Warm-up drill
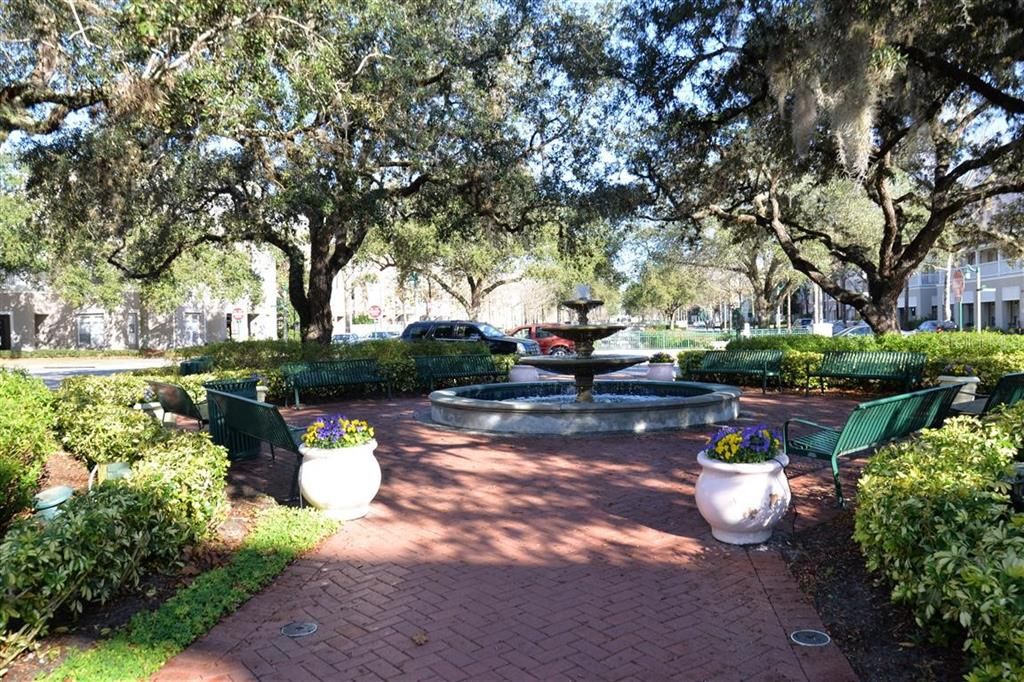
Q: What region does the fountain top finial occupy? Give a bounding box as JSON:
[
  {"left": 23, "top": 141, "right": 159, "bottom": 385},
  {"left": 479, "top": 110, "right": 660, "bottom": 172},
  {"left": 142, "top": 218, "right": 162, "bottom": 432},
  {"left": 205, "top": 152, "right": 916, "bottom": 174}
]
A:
[{"left": 562, "top": 284, "right": 603, "bottom": 325}]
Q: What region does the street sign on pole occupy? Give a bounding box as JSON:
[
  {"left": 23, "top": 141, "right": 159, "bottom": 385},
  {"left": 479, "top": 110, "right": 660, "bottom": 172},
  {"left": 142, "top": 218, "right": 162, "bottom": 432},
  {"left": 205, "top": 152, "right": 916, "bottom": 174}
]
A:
[
  {"left": 368, "top": 305, "right": 382, "bottom": 320},
  {"left": 232, "top": 307, "right": 243, "bottom": 321}
]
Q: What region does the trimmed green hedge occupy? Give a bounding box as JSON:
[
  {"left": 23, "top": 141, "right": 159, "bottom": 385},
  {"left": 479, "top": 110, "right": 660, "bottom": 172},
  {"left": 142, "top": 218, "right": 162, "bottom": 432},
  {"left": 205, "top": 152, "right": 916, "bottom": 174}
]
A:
[
  {"left": 681, "top": 333, "right": 1024, "bottom": 392},
  {"left": 0, "top": 431, "right": 229, "bottom": 670},
  {"left": 854, "top": 404, "right": 1024, "bottom": 680},
  {"left": 0, "top": 371, "right": 56, "bottom": 530}
]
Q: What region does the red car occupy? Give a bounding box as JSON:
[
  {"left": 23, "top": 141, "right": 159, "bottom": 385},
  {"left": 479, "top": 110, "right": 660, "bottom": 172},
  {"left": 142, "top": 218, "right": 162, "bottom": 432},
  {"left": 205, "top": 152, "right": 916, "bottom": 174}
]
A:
[{"left": 508, "top": 324, "right": 575, "bottom": 356}]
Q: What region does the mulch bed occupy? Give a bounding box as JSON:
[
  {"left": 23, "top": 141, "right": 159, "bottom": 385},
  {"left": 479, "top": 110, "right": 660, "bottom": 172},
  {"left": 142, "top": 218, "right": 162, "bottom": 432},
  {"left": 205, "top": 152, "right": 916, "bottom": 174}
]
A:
[{"left": 778, "top": 511, "right": 967, "bottom": 682}]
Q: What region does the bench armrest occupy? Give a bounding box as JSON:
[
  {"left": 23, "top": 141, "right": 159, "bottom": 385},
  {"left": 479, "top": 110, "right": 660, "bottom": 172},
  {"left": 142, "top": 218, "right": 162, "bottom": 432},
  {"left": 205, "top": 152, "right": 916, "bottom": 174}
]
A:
[{"left": 783, "top": 417, "right": 841, "bottom": 444}]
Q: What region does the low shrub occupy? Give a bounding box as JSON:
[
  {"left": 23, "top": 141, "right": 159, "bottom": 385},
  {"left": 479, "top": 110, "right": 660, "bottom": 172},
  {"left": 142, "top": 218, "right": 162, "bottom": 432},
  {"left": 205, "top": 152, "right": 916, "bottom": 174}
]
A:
[
  {"left": 59, "top": 404, "right": 167, "bottom": 466},
  {"left": 0, "top": 431, "right": 229, "bottom": 671},
  {"left": 854, "top": 409, "right": 1024, "bottom": 679},
  {"left": 0, "top": 371, "right": 55, "bottom": 529},
  {"left": 721, "top": 333, "right": 1024, "bottom": 392},
  {"left": 39, "top": 507, "right": 338, "bottom": 682},
  {"left": 131, "top": 433, "right": 230, "bottom": 544}
]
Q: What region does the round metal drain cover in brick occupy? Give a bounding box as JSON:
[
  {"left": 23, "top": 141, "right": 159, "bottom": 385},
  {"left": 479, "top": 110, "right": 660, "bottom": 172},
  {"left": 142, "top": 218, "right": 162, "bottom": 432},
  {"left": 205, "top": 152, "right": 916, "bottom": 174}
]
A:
[
  {"left": 281, "top": 622, "right": 318, "bottom": 638},
  {"left": 790, "top": 629, "right": 831, "bottom": 646}
]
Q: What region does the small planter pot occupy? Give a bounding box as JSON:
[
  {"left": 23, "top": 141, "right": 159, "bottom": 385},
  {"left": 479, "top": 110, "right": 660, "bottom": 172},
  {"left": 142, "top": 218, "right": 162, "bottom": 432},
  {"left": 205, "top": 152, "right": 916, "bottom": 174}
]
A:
[
  {"left": 509, "top": 364, "right": 540, "bottom": 382},
  {"left": 646, "top": 362, "right": 676, "bottom": 381},
  {"left": 299, "top": 439, "right": 381, "bottom": 520},
  {"left": 695, "top": 450, "right": 791, "bottom": 545},
  {"left": 936, "top": 375, "right": 980, "bottom": 405}
]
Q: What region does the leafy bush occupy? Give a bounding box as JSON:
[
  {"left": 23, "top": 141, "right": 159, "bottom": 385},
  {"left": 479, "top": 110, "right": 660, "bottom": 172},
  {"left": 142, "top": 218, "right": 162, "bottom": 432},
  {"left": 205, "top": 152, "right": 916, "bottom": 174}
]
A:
[
  {"left": 854, "top": 411, "right": 1024, "bottom": 679},
  {"left": 0, "top": 432, "right": 230, "bottom": 670},
  {"left": 131, "top": 433, "right": 230, "bottom": 543},
  {"left": 39, "top": 507, "right": 338, "bottom": 682},
  {"left": 170, "top": 339, "right": 514, "bottom": 397},
  {"left": 0, "top": 371, "right": 55, "bottom": 529},
  {"left": 59, "top": 404, "right": 167, "bottom": 466},
  {"left": 721, "top": 333, "right": 1024, "bottom": 392}
]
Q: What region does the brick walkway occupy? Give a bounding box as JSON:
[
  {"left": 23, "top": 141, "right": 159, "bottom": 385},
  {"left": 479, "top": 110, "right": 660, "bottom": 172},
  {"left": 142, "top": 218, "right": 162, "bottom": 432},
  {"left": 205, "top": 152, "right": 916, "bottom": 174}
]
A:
[{"left": 156, "top": 390, "right": 865, "bottom": 681}]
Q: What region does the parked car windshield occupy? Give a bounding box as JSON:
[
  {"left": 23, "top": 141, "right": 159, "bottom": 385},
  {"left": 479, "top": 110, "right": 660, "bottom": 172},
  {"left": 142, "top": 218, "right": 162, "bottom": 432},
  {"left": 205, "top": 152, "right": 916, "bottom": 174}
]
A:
[{"left": 476, "top": 323, "right": 504, "bottom": 337}]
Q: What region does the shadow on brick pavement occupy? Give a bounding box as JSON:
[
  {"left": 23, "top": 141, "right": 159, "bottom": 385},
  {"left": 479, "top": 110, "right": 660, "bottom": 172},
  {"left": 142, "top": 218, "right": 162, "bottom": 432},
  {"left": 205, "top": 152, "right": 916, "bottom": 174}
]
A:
[{"left": 156, "top": 388, "right": 867, "bottom": 681}]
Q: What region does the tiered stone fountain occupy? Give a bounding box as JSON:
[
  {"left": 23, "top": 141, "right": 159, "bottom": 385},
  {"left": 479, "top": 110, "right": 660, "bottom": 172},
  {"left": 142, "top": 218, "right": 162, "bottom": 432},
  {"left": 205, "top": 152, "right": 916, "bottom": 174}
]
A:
[
  {"left": 428, "top": 286, "right": 740, "bottom": 434},
  {"left": 518, "top": 288, "right": 646, "bottom": 402}
]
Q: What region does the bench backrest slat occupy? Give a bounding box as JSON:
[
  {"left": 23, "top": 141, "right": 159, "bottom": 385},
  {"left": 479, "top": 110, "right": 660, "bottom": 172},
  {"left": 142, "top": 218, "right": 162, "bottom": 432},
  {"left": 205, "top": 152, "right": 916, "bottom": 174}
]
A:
[
  {"left": 417, "top": 355, "right": 497, "bottom": 376},
  {"left": 148, "top": 381, "right": 202, "bottom": 421},
  {"left": 699, "top": 350, "right": 782, "bottom": 371},
  {"left": 987, "top": 372, "right": 1024, "bottom": 412},
  {"left": 819, "top": 351, "right": 926, "bottom": 379},
  {"left": 206, "top": 390, "right": 300, "bottom": 455},
  {"left": 834, "top": 383, "right": 960, "bottom": 455}
]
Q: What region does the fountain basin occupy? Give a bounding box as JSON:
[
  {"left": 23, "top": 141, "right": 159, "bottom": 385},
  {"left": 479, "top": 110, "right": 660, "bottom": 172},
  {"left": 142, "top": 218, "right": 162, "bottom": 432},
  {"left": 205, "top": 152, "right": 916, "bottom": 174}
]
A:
[{"left": 429, "top": 380, "right": 741, "bottom": 435}]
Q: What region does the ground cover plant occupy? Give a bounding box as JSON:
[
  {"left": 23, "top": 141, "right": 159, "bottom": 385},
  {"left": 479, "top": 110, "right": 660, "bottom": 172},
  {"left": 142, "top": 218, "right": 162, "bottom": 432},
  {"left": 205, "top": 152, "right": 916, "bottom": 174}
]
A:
[
  {"left": 854, "top": 404, "right": 1024, "bottom": 680},
  {"left": 38, "top": 507, "right": 338, "bottom": 682}
]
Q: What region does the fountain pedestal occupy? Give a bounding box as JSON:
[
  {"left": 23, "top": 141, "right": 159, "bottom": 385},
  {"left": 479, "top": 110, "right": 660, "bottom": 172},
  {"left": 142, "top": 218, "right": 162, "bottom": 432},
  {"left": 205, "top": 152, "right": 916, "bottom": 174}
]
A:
[{"left": 518, "top": 292, "right": 646, "bottom": 402}]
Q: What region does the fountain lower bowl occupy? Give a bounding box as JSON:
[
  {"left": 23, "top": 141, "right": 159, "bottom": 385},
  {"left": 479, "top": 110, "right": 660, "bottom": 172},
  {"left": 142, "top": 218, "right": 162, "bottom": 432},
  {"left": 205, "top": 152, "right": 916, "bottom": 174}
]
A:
[{"left": 429, "top": 380, "right": 741, "bottom": 435}]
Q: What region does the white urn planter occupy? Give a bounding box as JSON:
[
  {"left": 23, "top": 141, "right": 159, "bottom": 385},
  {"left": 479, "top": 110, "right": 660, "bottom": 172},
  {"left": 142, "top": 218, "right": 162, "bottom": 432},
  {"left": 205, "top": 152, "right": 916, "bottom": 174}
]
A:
[
  {"left": 936, "top": 375, "right": 980, "bottom": 405},
  {"left": 695, "top": 451, "right": 791, "bottom": 545},
  {"left": 646, "top": 362, "right": 676, "bottom": 381},
  {"left": 298, "top": 439, "right": 381, "bottom": 520}
]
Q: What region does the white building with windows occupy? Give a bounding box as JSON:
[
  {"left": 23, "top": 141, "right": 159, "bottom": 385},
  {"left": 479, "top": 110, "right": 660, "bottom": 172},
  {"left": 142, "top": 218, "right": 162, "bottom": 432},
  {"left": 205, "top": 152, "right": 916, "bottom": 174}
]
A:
[
  {"left": 0, "top": 249, "right": 278, "bottom": 351},
  {"left": 899, "top": 246, "right": 1023, "bottom": 330}
]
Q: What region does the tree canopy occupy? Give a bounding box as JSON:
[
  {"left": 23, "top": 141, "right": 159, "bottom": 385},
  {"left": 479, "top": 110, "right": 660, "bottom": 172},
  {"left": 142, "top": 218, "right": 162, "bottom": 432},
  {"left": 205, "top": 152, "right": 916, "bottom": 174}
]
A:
[{"left": 617, "top": 0, "right": 1024, "bottom": 332}]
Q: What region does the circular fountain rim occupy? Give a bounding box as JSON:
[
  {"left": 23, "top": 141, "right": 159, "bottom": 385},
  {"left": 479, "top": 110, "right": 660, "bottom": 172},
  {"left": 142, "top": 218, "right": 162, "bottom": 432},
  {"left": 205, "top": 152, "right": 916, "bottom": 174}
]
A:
[{"left": 428, "top": 380, "right": 742, "bottom": 434}]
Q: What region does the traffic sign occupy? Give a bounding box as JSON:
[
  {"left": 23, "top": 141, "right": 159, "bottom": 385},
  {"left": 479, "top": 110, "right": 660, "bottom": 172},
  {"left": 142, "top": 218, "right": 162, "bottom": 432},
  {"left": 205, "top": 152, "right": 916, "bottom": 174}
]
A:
[
  {"left": 952, "top": 271, "right": 965, "bottom": 301},
  {"left": 368, "top": 305, "right": 382, "bottom": 320},
  {"left": 232, "top": 307, "right": 244, "bottom": 321}
]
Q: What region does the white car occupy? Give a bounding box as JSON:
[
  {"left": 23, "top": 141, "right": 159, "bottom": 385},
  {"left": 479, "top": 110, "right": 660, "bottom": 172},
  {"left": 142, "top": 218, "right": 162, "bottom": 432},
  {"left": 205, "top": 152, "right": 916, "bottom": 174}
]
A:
[{"left": 834, "top": 323, "right": 873, "bottom": 336}]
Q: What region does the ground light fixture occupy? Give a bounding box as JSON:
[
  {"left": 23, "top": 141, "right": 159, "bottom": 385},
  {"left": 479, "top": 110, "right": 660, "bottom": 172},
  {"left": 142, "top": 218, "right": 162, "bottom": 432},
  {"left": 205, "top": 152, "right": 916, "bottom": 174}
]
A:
[{"left": 790, "top": 629, "right": 832, "bottom": 647}]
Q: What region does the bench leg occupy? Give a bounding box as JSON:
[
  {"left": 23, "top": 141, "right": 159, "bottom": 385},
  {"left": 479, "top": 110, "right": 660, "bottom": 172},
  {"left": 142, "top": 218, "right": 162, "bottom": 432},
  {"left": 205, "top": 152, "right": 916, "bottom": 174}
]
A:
[
  {"left": 291, "top": 453, "right": 303, "bottom": 507},
  {"left": 270, "top": 443, "right": 276, "bottom": 462},
  {"left": 293, "top": 388, "right": 301, "bottom": 408},
  {"left": 761, "top": 373, "right": 767, "bottom": 394},
  {"left": 831, "top": 456, "right": 845, "bottom": 509}
]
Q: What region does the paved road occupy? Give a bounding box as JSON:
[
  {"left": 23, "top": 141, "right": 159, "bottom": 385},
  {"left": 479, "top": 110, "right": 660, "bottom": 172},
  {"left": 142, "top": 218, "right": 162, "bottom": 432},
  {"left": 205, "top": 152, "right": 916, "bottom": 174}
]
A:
[{"left": 0, "top": 357, "right": 173, "bottom": 389}]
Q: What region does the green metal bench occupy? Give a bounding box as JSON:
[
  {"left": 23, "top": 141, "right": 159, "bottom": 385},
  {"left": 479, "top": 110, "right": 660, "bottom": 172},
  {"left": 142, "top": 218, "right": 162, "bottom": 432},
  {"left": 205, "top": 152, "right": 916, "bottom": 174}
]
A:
[
  {"left": 688, "top": 350, "right": 783, "bottom": 393},
  {"left": 280, "top": 359, "right": 390, "bottom": 407},
  {"left": 148, "top": 381, "right": 206, "bottom": 427},
  {"left": 807, "top": 351, "right": 926, "bottom": 395},
  {"left": 179, "top": 356, "right": 213, "bottom": 375},
  {"left": 203, "top": 378, "right": 260, "bottom": 460},
  {"left": 948, "top": 372, "right": 1024, "bottom": 417},
  {"left": 414, "top": 354, "right": 505, "bottom": 391},
  {"left": 205, "top": 389, "right": 307, "bottom": 502},
  {"left": 785, "top": 382, "right": 963, "bottom": 506}
]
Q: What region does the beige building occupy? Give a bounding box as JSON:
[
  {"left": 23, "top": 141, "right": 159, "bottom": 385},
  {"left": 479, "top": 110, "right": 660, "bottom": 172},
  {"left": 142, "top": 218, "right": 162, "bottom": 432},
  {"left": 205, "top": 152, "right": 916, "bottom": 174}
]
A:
[{"left": 0, "top": 249, "right": 278, "bottom": 351}]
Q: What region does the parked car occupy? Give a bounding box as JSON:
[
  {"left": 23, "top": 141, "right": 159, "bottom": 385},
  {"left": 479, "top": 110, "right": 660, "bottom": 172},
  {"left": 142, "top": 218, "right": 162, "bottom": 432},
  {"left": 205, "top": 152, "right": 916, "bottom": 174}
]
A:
[
  {"left": 332, "top": 333, "right": 360, "bottom": 344},
  {"left": 365, "top": 330, "right": 399, "bottom": 340},
  {"left": 507, "top": 324, "right": 575, "bottom": 356},
  {"left": 400, "top": 320, "right": 541, "bottom": 355},
  {"left": 834, "top": 323, "right": 873, "bottom": 336},
  {"left": 913, "top": 320, "right": 958, "bottom": 333}
]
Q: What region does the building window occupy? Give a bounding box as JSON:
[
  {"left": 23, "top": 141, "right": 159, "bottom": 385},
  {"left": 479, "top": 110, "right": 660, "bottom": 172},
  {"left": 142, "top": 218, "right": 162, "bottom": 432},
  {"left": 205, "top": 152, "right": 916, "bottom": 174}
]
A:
[
  {"left": 34, "top": 314, "right": 48, "bottom": 345},
  {"left": 126, "top": 313, "right": 139, "bottom": 348},
  {"left": 1007, "top": 300, "right": 1020, "bottom": 329},
  {"left": 77, "top": 314, "right": 105, "bottom": 348},
  {"left": 182, "top": 312, "right": 204, "bottom": 346},
  {"left": 981, "top": 249, "right": 998, "bottom": 263}
]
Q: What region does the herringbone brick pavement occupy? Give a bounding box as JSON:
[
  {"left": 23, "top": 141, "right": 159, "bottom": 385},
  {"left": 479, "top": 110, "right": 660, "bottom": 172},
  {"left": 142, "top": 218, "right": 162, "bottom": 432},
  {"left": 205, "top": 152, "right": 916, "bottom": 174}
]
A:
[{"left": 155, "top": 389, "right": 863, "bottom": 681}]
